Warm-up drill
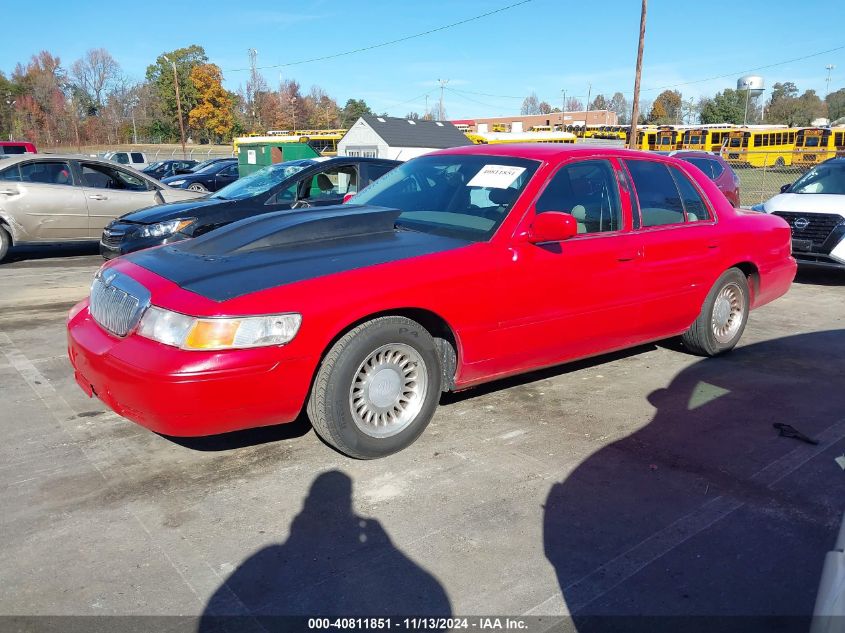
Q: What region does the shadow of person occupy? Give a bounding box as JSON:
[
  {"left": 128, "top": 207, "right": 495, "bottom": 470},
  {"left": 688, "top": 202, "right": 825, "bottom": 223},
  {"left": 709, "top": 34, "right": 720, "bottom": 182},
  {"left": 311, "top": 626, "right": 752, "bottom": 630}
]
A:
[
  {"left": 201, "top": 470, "right": 451, "bottom": 630},
  {"left": 543, "top": 331, "right": 845, "bottom": 633}
]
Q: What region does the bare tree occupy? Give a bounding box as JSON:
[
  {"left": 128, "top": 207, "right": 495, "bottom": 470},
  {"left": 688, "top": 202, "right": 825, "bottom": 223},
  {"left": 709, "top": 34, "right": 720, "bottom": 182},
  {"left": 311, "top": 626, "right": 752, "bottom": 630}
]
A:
[
  {"left": 521, "top": 92, "right": 541, "bottom": 115},
  {"left": 71, "top": 48, "right": 122, "bottom": 112}
]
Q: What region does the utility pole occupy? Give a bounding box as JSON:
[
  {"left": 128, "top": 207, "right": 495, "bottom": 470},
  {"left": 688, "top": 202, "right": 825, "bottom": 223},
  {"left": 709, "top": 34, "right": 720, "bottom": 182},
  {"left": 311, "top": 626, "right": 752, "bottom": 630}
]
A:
[
  {"left": 438, "top": 79, "right": 449, "bottom": 120},
  {"left": 425, "top": 94, "right": 429, "bottom": 120},
  {"left": 561, "top": 89, "right": 566, "bottom": 127},
  {"left": 130, "top": 97, "right": 138, "bottom": 144},
  {"left": 248, "top": 48, "right": 259, "bottom": 129},
  {"left": 825, "top": 64, "right": 835, "bottom": 100},
  {"left": 628, "top": 0, "right": 647, "bottom": 149},
  {"left": 741, "top": 78, "right": 752, "bottom": 126},
  {"left": 163, "top": 55, "right": 186, "bottom": 158},
  {"left": 585, "top": 83, "right": 592, "bottom": 126}
]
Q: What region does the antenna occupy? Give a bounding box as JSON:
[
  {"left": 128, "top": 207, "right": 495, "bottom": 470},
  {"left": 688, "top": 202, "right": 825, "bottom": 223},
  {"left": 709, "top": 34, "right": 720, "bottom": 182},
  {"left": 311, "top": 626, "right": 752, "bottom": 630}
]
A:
[
  {"left": 438, "top": 79, "right": 449, "bottom": 120},
  {"left": 825, "top": 64, "right": 836, "bottom": 100}
]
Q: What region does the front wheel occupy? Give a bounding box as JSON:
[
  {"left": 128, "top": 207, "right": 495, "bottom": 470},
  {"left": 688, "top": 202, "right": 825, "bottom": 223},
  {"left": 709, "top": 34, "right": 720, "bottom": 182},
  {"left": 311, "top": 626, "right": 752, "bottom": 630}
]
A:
[
  {"left": 307, "top": 316, "right": 442, "bottom": 459},
  {"left": 188, "top": 183, "right": 208, "bottom": 192},
  {"left": 0, "top": 226, "right": 10, "bottom": 263},
  {"left": 681, "top": 268, "right": 750, "bottom": 356}
]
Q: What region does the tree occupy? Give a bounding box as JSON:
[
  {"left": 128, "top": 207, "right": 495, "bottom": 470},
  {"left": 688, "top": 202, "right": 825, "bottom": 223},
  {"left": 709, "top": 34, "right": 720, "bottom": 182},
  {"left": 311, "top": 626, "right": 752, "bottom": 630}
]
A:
[
  {"left": 767, "top": 86, "right": 824, "bottom": 126},
  {"left": 12, "top": 51, "right": 68, "bottom": 146},
  {"left": 699, "top": 89, "right": 746, "bottom": 124},
  {"left": 564, "top": 96, "right": 583, "bottom": 112},
  {"left": 188, "top": 64, "right": 234, "bottom": 142},
  {"left": 146, "top": 45, "right": 208, "bottom": 142},
  {"left": 609, "top": 92, "right": 628, "bottom": 124},
  {"left": 538, "top": 101, "right": 552, "bottom": 114},
  {"left": 521, "top": 92, "right": 540, "bottom": 115},
  {"left": 405, "top": 112, "right": 420, "bottom": 120},
  {"left": 827, "top": 88, "right": 845, "bottom": 122},
  {"left": 70, "top": 49, "right": 122, "bottom": 113},
  {"left": 649, "top": 90, "right": 682, "bottom": 124},
  {"left": 340, "top": 98, "right": 372, "bottom": 127},
  {"left": 589, "top": 94, "right": 608, "bottom": 111}
]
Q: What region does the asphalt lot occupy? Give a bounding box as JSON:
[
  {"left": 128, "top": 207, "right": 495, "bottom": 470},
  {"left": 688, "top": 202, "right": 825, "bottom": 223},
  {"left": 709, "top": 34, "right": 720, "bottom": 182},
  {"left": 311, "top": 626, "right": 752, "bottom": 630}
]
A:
[{"left": 1, "top": 244, "right": 844, "bottom": 632}]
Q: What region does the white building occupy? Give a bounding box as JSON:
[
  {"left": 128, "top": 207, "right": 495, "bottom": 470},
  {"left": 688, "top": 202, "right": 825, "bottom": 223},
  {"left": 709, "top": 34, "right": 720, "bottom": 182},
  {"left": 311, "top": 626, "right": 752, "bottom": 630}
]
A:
[{"left": 338, "top": 115, "right": 471, "bottom": 161}]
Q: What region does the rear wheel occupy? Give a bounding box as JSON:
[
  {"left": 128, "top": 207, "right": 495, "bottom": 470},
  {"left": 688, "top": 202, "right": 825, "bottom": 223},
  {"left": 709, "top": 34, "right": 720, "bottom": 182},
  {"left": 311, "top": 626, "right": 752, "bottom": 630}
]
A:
[
  {"left": 681, "top": 268, "right": 750, "bottom": 356},
  {"left": 0, "top": 226, "right": 10, "bottom": 263},
  {"left": 307, "top": 316, "right": 442, "bottom": 459},
  {"left": 188, "top": 183, "right": 208, "bottom": 192}
]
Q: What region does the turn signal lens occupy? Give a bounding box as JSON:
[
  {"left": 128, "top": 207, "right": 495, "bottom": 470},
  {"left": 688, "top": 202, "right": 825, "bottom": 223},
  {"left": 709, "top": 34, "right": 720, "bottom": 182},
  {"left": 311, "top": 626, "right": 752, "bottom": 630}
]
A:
[{"left": 137, "top": 308, "right": 302, "bottom": 350}]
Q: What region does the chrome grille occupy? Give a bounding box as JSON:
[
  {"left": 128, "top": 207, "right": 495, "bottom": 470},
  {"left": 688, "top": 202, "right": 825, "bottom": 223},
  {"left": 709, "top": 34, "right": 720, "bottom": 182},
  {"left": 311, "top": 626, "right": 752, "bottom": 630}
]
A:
[{"left": 89, "top": 271, "right": 151, "bottom": 337}]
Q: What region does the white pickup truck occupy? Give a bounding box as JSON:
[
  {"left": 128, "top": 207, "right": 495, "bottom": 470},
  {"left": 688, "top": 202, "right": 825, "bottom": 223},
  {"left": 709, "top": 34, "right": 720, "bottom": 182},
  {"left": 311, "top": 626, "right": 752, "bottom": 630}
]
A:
[
  {"left": 103, "top": 151, "right": 149, "bottom": 171},
  {"left": 757, "top": 158, "right": 845, "bottom": 270}
]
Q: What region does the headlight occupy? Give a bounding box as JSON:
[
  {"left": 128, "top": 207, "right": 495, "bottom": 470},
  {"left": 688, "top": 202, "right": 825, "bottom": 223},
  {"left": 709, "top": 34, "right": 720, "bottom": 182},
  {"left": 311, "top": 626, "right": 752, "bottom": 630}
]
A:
[
  {"left": 168, "top": 179, "right": 186, "bottom": 186},
  {"left": 138, "top": 218, "right": 195, "bottom": 238},
  {"left": 137, "top": 306, "right": 302, "bottom": 350},
  {"left": 750, "top": 203, "right": 765, "bottom": 212}
]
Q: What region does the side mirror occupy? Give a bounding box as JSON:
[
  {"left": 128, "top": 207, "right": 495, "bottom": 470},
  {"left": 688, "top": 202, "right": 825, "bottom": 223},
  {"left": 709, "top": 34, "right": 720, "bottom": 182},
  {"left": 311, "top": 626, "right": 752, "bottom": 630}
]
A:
[
  {"left": 343, "top": 192, "right": 355, "bottom": 204},
  {"left": 528, "top": 211, "right": 578, "bottom": 243},
  {"left": 780, "top": 183, "right": 791, "bottom": 193}
]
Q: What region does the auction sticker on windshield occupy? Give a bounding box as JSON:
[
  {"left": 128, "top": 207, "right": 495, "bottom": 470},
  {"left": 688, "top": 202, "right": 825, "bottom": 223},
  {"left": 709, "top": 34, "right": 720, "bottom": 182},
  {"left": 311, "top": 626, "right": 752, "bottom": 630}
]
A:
[{"left": 467, "top": 165, "right": 526, "bottom": 188}]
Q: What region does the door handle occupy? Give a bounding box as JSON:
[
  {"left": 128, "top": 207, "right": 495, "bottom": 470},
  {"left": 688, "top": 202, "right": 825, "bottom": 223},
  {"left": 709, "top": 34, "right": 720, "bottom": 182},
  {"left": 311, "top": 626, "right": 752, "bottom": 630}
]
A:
[
  {"left": 617, "top": 250, "right": 640, "bottom": 262},
  {"left": 707, "top": 242, "right": 720, "bottom": 249},
  {"left": 88, "top": 194, "right": 108, "bottom": 200}
]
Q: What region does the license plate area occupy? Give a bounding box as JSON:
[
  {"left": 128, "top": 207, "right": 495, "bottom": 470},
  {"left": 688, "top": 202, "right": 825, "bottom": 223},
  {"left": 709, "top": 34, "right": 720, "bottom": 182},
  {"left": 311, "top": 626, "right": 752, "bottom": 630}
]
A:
[{"left": 792, "top": 238, "right": 813, "bottom": 252}]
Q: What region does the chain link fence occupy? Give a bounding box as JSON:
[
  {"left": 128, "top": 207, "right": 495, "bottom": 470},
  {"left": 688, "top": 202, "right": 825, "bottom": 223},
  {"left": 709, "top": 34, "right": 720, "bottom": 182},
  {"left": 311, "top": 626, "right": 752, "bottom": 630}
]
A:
[
  {"left": 728, "top": 150, "right": 819, "bottom": 208},
  {"left": 44, "top": 144, "right": 235, "bottom": 161}
]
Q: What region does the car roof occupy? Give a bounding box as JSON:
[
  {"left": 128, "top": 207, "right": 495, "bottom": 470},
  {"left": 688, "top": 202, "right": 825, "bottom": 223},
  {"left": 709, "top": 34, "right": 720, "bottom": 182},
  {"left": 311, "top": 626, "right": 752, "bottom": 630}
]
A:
[
  {"left": 428, "top": 143, "right": 690, "bottom": 163},
  {"left": 0, "top": 153, "right": 137, "bottom": 165}
]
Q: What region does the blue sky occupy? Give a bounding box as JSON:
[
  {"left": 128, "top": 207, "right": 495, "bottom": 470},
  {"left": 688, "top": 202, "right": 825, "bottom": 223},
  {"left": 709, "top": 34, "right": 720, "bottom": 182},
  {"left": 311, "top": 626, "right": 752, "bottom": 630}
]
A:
[{"left": 2, "top": 0, "right": 844, "bottom": 119}]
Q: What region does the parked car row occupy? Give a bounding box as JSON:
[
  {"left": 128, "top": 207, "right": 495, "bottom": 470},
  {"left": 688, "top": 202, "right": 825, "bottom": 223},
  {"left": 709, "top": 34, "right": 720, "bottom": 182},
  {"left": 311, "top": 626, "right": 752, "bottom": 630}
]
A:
[{"left": 66, "top": 145, "right": 797, "bottom": 459}]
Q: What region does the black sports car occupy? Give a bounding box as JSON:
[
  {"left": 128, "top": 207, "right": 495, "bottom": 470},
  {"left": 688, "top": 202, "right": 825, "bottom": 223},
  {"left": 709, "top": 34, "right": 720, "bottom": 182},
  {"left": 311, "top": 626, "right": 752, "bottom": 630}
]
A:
[
  {"left": 160, "top": 158, "right": 239, "bottom": 192},
  {"left": 100, "top": 156, "right": 401, "bottom": 259},
  {"left": 142, "top": 159, "right": 198, "bottom": 180}
]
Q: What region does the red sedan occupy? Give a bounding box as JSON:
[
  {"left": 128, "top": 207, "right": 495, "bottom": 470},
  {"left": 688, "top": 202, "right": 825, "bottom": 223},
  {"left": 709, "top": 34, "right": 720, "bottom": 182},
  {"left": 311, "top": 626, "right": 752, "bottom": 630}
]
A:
[{"left": 67, "top": 145, "right": 796, "bottom": 458}]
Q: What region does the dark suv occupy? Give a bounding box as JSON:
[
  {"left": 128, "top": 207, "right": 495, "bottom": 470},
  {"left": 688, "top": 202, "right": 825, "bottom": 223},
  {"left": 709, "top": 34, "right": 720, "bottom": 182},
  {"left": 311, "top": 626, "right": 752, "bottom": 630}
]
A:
[{"left": 101, "top": 156, "right": 400, "bottom": 259}]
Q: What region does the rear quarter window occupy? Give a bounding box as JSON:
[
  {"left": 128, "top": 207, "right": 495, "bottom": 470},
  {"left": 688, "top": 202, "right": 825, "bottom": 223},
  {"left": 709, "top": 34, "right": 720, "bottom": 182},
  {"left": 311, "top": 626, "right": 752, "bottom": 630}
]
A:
[{"left": 131, "top": 152, "right": 145, "bottom": 163}]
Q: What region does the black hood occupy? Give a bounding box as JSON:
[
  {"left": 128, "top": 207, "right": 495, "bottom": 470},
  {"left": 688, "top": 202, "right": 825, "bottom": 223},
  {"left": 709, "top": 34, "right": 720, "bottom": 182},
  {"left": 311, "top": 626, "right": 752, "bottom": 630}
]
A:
[
  {"left": 125, "top": 205, "right": 470, "bottom": 301},
  {"left": 118, "top": 198, "right": 231, "bottom": 224}
]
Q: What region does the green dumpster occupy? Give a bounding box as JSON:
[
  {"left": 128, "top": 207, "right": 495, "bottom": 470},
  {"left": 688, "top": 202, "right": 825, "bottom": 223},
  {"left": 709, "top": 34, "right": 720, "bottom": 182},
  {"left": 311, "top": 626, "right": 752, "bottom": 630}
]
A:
[{"left": 237, "top": 141, "right": 319, "bottom": 177}]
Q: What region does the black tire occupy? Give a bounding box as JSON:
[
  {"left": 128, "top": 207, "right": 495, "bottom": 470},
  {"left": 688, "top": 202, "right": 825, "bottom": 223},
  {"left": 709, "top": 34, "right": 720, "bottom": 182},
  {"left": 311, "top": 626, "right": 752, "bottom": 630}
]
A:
[
  {"left": 681, "top": 268, "right": 750, "bottom": 357},
  {"left": 774, "top": 157, "right": 785, "bottom": 168},
  {"left": 307, "top": 316, "right": 442, "bottom": 459},
  {"left": 0, "top": 225, "right": 10, "bottom": 263}
]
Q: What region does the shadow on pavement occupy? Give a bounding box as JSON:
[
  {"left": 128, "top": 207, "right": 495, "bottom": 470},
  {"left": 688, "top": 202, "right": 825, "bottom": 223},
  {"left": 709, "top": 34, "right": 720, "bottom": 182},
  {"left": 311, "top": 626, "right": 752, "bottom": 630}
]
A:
[
  {"left": 794, "top": 268, "right": 845, "bottom": 287},
  {"left": 200, "top": 470, "right": 451, "bottom": 629},
  {"left": 544, "top": 331, "right": 845, "bottom": 632}
]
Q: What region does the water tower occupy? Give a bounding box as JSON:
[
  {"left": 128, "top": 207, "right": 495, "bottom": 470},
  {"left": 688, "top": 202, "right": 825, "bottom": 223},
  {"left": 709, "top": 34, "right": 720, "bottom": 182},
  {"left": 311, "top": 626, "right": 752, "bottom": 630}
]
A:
[{"left": 737, "top": 75, "right": 765, "bottom": 125}]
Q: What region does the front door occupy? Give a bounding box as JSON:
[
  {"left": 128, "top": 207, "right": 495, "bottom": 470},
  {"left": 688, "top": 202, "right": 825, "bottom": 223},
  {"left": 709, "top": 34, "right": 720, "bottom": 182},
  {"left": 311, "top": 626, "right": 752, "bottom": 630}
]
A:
[
  {"left": 78, "top": 161, "right": 160, "bottom": 237},
  {"left": 0, "top": 159, "right": 88, "bottom": 240},
  {"left": 493, "top": 158, "right": 643, "bottom": 373},
  {"left": 213, "top": 163, "right": 239, "bottom": 190}
]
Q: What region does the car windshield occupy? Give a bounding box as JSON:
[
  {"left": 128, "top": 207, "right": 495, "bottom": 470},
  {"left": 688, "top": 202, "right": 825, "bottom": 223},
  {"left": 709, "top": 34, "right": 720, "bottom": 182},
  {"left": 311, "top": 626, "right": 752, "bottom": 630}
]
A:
[
  {"left": 351, "top": 154, "right": 539, "bottom": 241},
  {"left": 788, "top": 163, "right": 845, "bottom": 194},
  {"left": 144, "top": 162, "right": 163, "bottom": 171},
  {"left": 211, "top": 160, "right": 313, "bottom": 201},
  {"left": 192, "top": 161, "right": 232, "bottom": 175}
]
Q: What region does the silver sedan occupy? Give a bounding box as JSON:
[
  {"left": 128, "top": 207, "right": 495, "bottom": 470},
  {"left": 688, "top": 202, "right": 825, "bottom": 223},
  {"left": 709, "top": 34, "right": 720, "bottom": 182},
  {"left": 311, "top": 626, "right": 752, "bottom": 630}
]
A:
[{"left": 0, "top": 154, "right": 204, "bottom": 262}]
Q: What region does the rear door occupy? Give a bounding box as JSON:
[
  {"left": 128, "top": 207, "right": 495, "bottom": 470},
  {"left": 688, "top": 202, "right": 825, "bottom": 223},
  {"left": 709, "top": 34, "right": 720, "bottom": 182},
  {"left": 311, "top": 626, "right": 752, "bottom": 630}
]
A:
[
  {"left": 0, "top": 159, "right": 88, "bottom": 240},
  {"left": 78, "top": 161, "right": 161, "bottom": 237},
  {"left": 623, "top": 158, "right": 723, "bottom": 339},
  {"left": 213, "top": 163, "right": 239, "bottom": 190}
]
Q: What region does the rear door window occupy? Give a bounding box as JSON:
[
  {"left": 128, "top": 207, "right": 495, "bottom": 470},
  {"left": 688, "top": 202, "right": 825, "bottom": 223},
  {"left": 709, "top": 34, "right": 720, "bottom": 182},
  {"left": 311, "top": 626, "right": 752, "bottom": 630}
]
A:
[
  {"left": 130, "top": 152, "right": 145, "bottom": 164},
  {"left": 624, "top": 160, "right": 685, "bottom": 227},
  {"left": 669, "top": 167, "right": 711, "bottom": 222},
  {"left": 19, "top": 161, "right": 73, "bottom": 186},
  {"left": 81, "top": 162, "right": 149, "bottom": 191}
]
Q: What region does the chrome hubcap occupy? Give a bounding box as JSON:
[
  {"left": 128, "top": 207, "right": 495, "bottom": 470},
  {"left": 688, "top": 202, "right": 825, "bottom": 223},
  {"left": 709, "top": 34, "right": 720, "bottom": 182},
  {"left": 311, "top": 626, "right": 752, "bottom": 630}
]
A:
[
  {"left": 712, "top": 282, "right": 744, "bottom": 344},
  {"left": 349, "top": 343, "right": 427, "bottom": 438}
]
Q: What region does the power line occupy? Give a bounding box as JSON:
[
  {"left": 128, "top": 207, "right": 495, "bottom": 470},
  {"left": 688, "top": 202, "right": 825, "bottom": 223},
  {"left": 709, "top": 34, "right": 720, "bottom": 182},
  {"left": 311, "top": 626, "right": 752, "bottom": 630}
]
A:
[{"left": 224, "top": 0, "right": 536, "bottom": 72}]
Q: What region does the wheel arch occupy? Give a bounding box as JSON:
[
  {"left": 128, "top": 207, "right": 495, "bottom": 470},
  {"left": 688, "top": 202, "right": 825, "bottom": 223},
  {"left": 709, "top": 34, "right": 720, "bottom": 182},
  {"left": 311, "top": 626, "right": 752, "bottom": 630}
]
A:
[
  {"left": 0, "top": 211, "right": 20, "bottom": 244},
  {"left": 317, "top": 307, "right": 461, "bottom": 392},
  {"left": 728, "top": 260, "right": 760, "bottom": 302}
]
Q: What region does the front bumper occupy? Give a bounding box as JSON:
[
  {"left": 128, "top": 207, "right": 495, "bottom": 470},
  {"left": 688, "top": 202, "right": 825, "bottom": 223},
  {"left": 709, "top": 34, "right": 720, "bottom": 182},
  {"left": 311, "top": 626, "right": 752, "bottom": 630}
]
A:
[
  {"left": 100, "top": 227, "right": 189, "bottom": 260},
  {"left": 67, "top": 301, "right": 317, "bottom": 436}
]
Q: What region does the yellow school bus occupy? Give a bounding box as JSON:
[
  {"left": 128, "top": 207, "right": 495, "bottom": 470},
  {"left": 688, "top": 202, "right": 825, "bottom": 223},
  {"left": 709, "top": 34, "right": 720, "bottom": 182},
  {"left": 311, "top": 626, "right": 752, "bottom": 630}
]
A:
[
  {"left": 680, "top": 127, "right": 737, "bottom": 152},
  {"left": 654, "top": 126, "right": 684, "bottom": 151},
  {"left": 626, "top": 127, "right": 659, "bottom": 151},
  {"left": 792, "top": 128, "right": 845, "bottom": 167},
  {"left": 720, "top": 128, "right": 799, "bottom": 167},
  {"left": 466, "top": 131, "right": 576, "bottom": 145}
]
